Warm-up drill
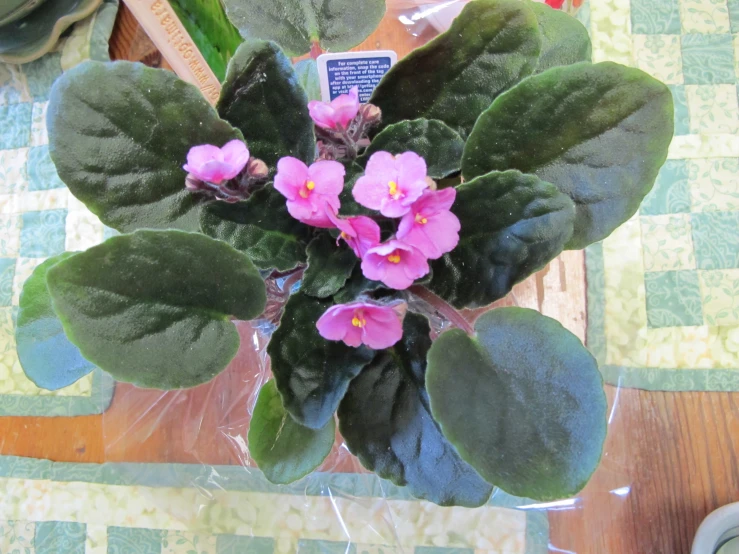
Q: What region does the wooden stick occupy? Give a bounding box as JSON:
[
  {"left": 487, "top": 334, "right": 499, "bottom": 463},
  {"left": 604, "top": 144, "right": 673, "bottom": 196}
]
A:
[{"left": 121, "top": 0, "right": 222, "bottom": 104}]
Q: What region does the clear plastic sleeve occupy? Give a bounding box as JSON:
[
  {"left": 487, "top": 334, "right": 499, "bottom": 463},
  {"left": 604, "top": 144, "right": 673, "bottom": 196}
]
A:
[{"left": 101, "top": 3, "right": 631, "bottom": 552}]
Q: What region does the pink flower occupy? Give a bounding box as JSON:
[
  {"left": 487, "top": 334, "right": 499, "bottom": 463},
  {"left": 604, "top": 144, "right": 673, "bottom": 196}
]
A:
[
  {"left": 397, "top": 188, "right": 460, "bottom": 259},
  {"left": 353, "top": 151, "right": 429, "bottom": 218},
  {"left": 308, "top": 86, "right": 360, "bottom": 130},
  {"left": 316, "top": 301, "right": 404, "bottom": 349},
  {"left": 361, "top": 239, "right": 430, "bottom": 290},
  {"left": 327, "top": 210, "right": 381, "bottom": 258},
  {"left": 183, "top": 140, "right": 250, "bottom": 184},
  {"left": 274, "top": 157, "right": 344, "bottom": 228}
]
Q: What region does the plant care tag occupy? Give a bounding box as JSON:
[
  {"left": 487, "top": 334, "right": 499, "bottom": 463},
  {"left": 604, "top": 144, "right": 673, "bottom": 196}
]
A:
[{"left": 317, "top": 51, "right": 398, "bottom": 103}]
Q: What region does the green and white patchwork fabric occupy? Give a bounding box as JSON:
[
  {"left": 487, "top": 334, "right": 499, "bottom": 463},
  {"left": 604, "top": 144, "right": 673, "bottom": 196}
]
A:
[
  {"left": 0, "top": 1, "right": 117, "bottom": 416},
  {"left": 585, "top": 0, "right": 739, "bottom": 390},
  {"left": 0, "top": 456, "right": 549, "bottom": 554}
]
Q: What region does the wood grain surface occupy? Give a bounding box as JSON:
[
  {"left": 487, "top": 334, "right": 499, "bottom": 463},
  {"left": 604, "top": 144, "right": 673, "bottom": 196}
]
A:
[{"left": 1, "top": 5, "right": 737, "bottom": 554}]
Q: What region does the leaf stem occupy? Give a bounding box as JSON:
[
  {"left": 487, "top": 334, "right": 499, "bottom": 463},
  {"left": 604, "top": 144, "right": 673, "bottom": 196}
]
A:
[{"left": 410, "top": 285, "right": 474, "bottom": 336}]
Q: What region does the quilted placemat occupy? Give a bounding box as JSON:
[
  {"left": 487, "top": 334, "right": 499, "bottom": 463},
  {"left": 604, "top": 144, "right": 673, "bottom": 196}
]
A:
[
  {"left": 0, "top": 0, "right": 117, "bottom": 415},
  {"left": 0, "top": 455, "right": 548, "bottom": 554},
  {"left": 585, "top": 0, "right": 739, "bottom": 390}
]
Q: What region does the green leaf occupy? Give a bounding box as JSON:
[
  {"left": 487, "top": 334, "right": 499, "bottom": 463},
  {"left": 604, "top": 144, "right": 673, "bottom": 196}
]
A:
[
  {"left": 338, "top": 313, "right": 493, "bottom": 507},
  {"left": 301, "top": 234, "right": 357, "bottom": 298},
  {"left": 15, "top": 253, "right": 95, "bottom": 391},
  {"left": 294, "top": 59, "right": 321, "bottom": 102},
  {"left": 429, "top": 170, "right": 575, "bottom": 309},
  {"left": 249, "top": 380, "right": 335, "bottom": 484},
  {"left": 200, "top": 184, "right": 312, "bottom": 271},
  {"left": 461, "top": 61, "right": 674, "bottom": 249},
  {"left": 426, "top": 308, "right": 607, "bottom": 501},
  {"left": 529, "top": 2, "right": 591, "bottom": 73},
  {"left": 48, "top": 61, "right": 242, "bottom": 233},
  {"left": 46, "top": 230, "right": 266, "bottom": 390},
  {"left": 369, "top": 0, "right": 541, "bottom": 136},
  {"left": 267, "top": 292, "right": 374, "bottom": 429},
  {"left": 333, "top": 265, "right": 386, "bottom": 303},
  {"left": 217, "top": 40, "right": 315, "bottom": 171},
  {"left": 169, "top": 0, "right": 243, "bottom": 81},
  {"left": 361, "top": 119, "right": 465, "bottom": 179},
  {"left": 222, "top": 0, "right": 385, "bottom": 57}
]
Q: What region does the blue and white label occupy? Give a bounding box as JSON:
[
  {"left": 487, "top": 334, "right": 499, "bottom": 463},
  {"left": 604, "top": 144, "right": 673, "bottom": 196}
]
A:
[{"left": 317, "top": 51, "right": 398, "bottom": 103}]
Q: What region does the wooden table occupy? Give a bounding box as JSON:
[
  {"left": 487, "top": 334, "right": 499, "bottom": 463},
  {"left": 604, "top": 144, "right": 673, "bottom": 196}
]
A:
[{"left": 1, "top": 5, "right": 738, "bottom": 553}]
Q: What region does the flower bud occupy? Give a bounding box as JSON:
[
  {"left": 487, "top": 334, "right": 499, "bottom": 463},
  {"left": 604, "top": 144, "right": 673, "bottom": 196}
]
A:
[
  {"left": 246, "top": 157, "right": 269, "bottom": 180},
  {"left": 360, "top": 103, "right": 382, "bottom": 125}
]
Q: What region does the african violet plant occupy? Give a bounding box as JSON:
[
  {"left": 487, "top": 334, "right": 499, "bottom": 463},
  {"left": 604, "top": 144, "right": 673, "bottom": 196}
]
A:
[{"left": 15, "top": 0, "right": 674, "bottom": 506}]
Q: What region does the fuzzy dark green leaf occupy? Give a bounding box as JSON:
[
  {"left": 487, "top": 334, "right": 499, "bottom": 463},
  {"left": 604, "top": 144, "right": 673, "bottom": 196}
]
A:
[
  {"left": 369, "top": 0, "right": 541, "bottom": 136},
  {"left": 429, "top": 170, "right": 575, "bottom": 309},
  {"left": 338, "top": 313, "right": 493, "bottom": 507},
  {"left": 223, "top": 0, "right": 385, "bottom": 57},
  {"left": 426, "top": 308, "right": 607, "bottom": 500},
  {"left": 267, "top": 292, "right": 374, "bottom": 429},
  {"left": 333, "top": 265, "right": 386, "bottom": 303},
  {"left": 249, "top": 380, "right": 335, "bottom": 484},
  {"left": 301, "top": 234, "right": 357, "bottom": 298},
  {"left": 200, "top": 184, "right": 312, "bottom": 271},
  {"left": 217, "top": 40, "right": 315, "bottom": 170},
  {"left": 461, "top": 61, "right": 674, "bottom": 249},
  {"left": 47, "top": 61, "right": 242, "bottom": 232},
  {"left": 46, "top": 230, "right": 266, "bottom": 390},
  {"left": 529, "top": 2, "right": 591, "bottom": 73},
  {"left": 16, "top": 253, "right": 95, "bottom": 391},
  {"left": 338, "top": 162, "right": 373, "bottom": 216},
  {"left": 361, "top": 119, "right": 465, "bottom": 179}
]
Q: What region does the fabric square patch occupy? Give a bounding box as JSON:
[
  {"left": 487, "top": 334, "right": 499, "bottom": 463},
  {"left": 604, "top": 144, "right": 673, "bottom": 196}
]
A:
[
  {"left": 730, "top": 0, "right": 739, "bottom": 31},
  {"left": 0, "top": 520, "right": 36, "bottom": 553},
  {"left": 27, "top": 145, "right": 63, "bottom": 191},
  {"left": 0, "top": 103, "right": 32, "bottom": 149},
  {"left": 633, "top": 34, "right": 684, "bottom": 83},
  {"left": 19, "top": 209, "right": 68, "bottom": 258},
  {"left": 216, "top": 535, "right": 274, "bottom": 554},
  {"left": 641, "top": 159, "right": 691, "bottom": 215},
  {"left": 163, "top": 531, "right": 216, "bottom": 554},
  {"left": 679, "top": 0, "right": 731, "bottom": 33},
  {"left": 699, "top": 269, "right": 739, "bottom": 325},
  {"left": 107, "top": 527, "right": 166, "bottom": 554},
  {"left": 0, "top": 148, "right": 28, "bottom": 195},
  {"left": 0, "top": 258, "right": 16, "bottom": 307},
  {"left": 681, "top": 33, "right": 736, "bottom": 83},
  {"left": 30, "top": 102, "right": 48, "bottom": 147},
  {"left": 23, "top": 53, "right": 63, "bottom": 101},
  {"left": 645, "top": 270, "right": 705, "bottom": 327},
  {"left": 691, "top": 211, "right": 739, "bottom": 269},
  {"left": 11, "top": 258, "right": 44, "bottom": 307},
  {"left": 632, "top": 0, "right": 682, "bottom": 33},
  {"left": 0, "top": 64, "right": 31, "bottom": 105},
  {"left": 415, "top": 549, "right": 475, "bottom": 554},
  {"left": 0, "top": 214, "right": 21, "bottom": 257},
  {"left": 65, "top": 210, "right": 104, "bottom": 251},
  {"left": 668, "top": 84, "right": 691, "bottom": 135},
  {"left": 34, "top": 521, "right": 86, "bottom": 554},
  {"left": 688, "top": 158, "right": 739, "bottom": 211},
  {"left": 686, "top": 84, "right": 739, "bottom": 133},
  {"left": 297, "top": 540, "right": 355, "bottom": 554},
  {"left": 641, "top": 214, "right": 696, "bottom": 271}
]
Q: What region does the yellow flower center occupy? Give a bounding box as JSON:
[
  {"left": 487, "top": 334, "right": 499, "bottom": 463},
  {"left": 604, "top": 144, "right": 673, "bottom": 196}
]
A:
[
  {"left": 415, "top": 213, "right": 428, "bottom": 225},
  {"left": 387, "top": 252, "right": 401, "bottom": 264},
  {"left": 299, "top": 180, "right": 316, "bottom": 198},
  {"left": 388, "top": 180, "right": 400, "bottom": 199},
  {"left": 352, "top": 310, "right": 366, "bottom": 328},
  {"left": 340, "top": 231, "right": 349, "bottom": 240}
]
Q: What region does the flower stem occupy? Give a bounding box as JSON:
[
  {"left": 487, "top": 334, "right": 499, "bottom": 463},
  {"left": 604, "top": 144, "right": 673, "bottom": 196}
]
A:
[{"left": 410, "top": 285, "right": 475, "bottom": 336}]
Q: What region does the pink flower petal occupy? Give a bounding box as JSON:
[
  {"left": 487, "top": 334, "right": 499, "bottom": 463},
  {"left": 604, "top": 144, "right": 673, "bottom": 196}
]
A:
[
  {"left": 396, "top": 152, "right": 428, "bottom": 188},
  {"left": 221, "top": 140, "right": 250, "bottom": 166},
  {"left": 353, "top": 175, "right": 388, "bottom": 211},
  {"left": 415, "top": 188, "right": 456, "bottom": 215},
  {"left": 309, "top": 161, "right": 345, "bottom": 196},
  {"left": 185, "top": 144, "right": 222, "bottom": 168},
  {"left": 364, "top": 151, "right": 398, "bottom": 183},
  {"left": 331, "top": 86, "right": 361, "bottom": 128},
  {"left": 316, "top": 301, "right": 404, "bottom": 349},
  {"left": 316, "top": 305, "right": 354, "bottom": 341},
  {"left": 308, "top": 101, "right": 337, "bottom": 130},
  {"left": 274, "top": 157, "right": 309, "bottom": 200}
]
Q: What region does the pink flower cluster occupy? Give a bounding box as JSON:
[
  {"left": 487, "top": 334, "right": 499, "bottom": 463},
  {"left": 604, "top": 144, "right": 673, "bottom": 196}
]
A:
[
  {"left": 274, "top": 151, "right": 460, "bottom": 290},
  {"left": 275, "top": 150, "right": 461, "bottom": 350}
]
